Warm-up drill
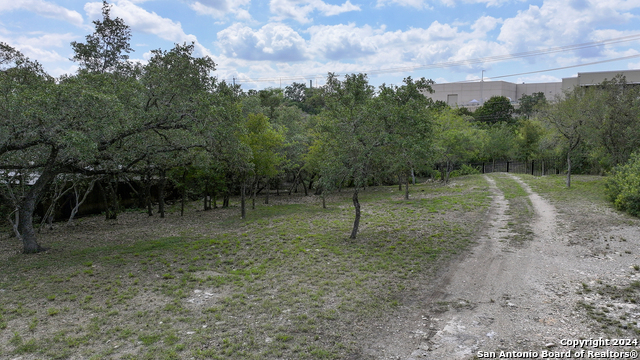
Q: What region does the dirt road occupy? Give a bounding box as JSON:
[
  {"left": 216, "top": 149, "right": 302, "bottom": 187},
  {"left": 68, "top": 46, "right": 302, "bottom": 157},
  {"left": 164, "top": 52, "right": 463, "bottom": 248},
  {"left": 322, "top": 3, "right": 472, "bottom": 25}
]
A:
[{"left": 366, "top": 173, "right": 640, "bottom": 360}]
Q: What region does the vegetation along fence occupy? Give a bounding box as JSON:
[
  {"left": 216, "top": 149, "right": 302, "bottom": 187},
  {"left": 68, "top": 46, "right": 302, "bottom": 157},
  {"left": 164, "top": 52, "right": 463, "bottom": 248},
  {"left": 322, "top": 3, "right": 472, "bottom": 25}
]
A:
[{"left": 468, "top": 158, "right": 565, "bottom": 177}]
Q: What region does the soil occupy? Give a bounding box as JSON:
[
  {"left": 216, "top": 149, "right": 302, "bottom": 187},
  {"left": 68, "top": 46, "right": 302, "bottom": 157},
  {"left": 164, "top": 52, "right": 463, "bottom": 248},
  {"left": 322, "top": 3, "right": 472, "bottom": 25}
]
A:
[{"left": 365, "top": 174, "right": 640, "bottom": 359}]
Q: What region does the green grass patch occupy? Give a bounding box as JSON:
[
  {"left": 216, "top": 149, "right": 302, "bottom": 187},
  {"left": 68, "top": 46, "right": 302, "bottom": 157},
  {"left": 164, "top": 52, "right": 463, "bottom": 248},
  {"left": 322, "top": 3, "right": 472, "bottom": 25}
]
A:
[
  {"left": 0, "top": 176, "right": 491, "bottom": 359},
  {"left": 489, "top": 174, "right": 534, "bottom": 244}
]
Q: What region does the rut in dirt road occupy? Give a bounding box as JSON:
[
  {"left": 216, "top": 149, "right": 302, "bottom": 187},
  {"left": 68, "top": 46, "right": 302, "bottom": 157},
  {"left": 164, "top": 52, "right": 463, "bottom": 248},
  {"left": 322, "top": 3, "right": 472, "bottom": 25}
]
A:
[
  {"left": 368, "top": 173, "right": 640, "bottom": 360},
  {"left": 399, "top": 173, "right": 598, "bottom": 360},
  {"left": 411, "top": 174, "right": 555, "bottom": 359}
]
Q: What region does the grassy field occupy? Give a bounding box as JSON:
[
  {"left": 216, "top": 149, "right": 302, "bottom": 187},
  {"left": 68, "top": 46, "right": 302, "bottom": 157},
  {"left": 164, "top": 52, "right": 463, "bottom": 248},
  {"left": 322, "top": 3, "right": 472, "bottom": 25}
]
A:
[{"left": 0, "top": 176, "right": 491, "bottom": 359}]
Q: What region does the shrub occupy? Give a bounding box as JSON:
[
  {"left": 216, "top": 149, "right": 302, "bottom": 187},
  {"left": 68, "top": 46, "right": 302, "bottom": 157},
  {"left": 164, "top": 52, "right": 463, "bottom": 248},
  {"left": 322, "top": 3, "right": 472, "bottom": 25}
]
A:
[
  {"left": 458, "top": 164, "right": 481, "bottom": 176},
  {"left": 605, "top": 152, "right": 640, "bottom": 217}
]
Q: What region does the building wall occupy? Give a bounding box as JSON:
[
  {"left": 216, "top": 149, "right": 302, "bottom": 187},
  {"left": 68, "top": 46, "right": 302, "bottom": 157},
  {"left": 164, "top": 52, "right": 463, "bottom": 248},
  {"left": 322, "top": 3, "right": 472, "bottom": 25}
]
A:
[
  {"left": 561, "top": 69, "right": 640, "bottom": 90},
  {"left": 428, "top": 81, "right": 560, "bottom": 108},
  {"left": 424, "top": 69, "right": 640, "bottom": 108}
]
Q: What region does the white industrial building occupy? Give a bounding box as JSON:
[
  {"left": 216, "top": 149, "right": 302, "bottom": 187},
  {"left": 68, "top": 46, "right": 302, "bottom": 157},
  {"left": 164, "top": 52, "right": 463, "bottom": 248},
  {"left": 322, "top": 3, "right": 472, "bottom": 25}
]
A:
[{"left": 426, "top": 69, "right": 640, "bottom": 109}]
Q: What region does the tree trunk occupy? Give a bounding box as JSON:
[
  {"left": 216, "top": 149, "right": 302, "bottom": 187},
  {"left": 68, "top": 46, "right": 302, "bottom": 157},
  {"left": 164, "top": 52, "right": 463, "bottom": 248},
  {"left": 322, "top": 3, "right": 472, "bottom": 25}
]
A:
[
  {"left": 411, "top": 168, "right": 416, "bottom": 185},
  {"left": 241, "top": 181, "right": 246, "bottom": 219},
  {"left": 223, "top": 193, "right": 229, "bottom": 208},
  {"left": 145, "top": 175, "right": 153, "bottom": 216},
  {"left": 349, "top": 189, "right": 361, "bottom": 240},
  {"left": 181, "top": 168, "right": 187, "bottom": 217},
  {"left": 405, "top": 174, "right": 409, "bottom": 200},
  {"left": 203, "top": 180, "right": 210, "bottom": 211},
  {"left": 302, "top": 178, "right": 308, "bottom": 196},
  {"left": 289, "top": 175, "right": 298, "bottom": 196},
  {"left": 445, "top": 161, "right": 451, "bottom": 184},
  {"left": 68, "top": 178, "right": 97, "bottom": 225},
  {"left": 15, "top": 147, "right": 59, "bottom": 253},
  {"left": 566, "top": 152, "right": 572, "bottom": 188},
  {"left": 265, "top": 178, "right": 270, "bottom": 205},
  {"left": 98, "top": 179, "right": 118, "bottom": 220},
  {"left": 252, "top": 178, "right": 257, "bottom": 210},
  {"left": 322, "top": 189, "right": 326, "bottom": 209},
  {"left": 308, "top": 177, "right": 315, "bottom": 193},
  {"left": 158, "top": 169, "right": 166, "bottom": 218},
  {"left": 18, "top": 200, "right": 44, "bottom": 253}
]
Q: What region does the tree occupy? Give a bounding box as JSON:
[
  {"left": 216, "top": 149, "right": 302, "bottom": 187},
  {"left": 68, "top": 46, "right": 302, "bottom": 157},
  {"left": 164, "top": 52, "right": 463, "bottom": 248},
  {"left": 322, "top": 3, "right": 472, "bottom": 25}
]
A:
[
  {"left": 514, "top": 119, "right": 545, "bottom": 161},
  {"left": 590, "top": 76, "right": 640, "bottom": 169},
  {"left": 70, "top": 1, "right": 133, "bottom": 73},
  {"left": 541, "top": 88, "right": 596, "bottom": 188},
  {"left": 316, "top": 73, "right": 380, "bottom": 239},
  {"left": 258, "top": 88, "right": 283, "bottom": 119},
  {"left": 272, "top": 105, "right": 313, "bottom": 199},
  {"left": 284, "top": 82, "right": 307, "bottom": 103},
  {"left": 240, "top": 113, "right": 285, "bottom": 211},
  {"left": 474, "top": 96, "right": 515, "bottom": 125},
  {"left": 482, "top": 122, "right": 516, "bottom": 162},
  {"left": 433, "top": 108, "right": 484, "bottom": 183},
  {"left": 1, "top": 11, "right": 226, "bottom": 252},
  {"left": 517, "top": 92, "right": 547, "bottom": 118},
  {"left": 376, "top": 77, "right": 434, "bottom": 199},
  {"left": 0, "top": 49, "right": 138, "bottom": 252}
]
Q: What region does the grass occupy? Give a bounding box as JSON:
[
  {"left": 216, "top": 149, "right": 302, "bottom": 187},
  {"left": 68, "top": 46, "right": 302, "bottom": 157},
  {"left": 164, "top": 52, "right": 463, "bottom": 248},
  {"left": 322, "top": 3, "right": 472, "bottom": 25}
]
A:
[
  {"left": 489, "top": 173, "right": 535, "bottom": 244},
  {"left": 577, "top": 280, "right": 640, "bottom": 336},
  {"left": 0, "top": 175, "right": 491, "bottom": 359},
  {"left": 520, "top": 174, "right": 609, "bottom": 208}
]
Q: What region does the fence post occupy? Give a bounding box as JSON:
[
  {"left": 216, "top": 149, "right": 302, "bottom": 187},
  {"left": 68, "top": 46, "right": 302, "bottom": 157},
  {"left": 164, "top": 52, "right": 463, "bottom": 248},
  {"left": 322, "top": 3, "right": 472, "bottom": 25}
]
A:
[
  {"left": 482, "top": 162, "right": 485, "bottom": 174},
  {"left": 531, "top": 160, "right": 534, "bottom": 176},
  {"left": 506, "top": 161, "right": 510, "bottom": 173}
]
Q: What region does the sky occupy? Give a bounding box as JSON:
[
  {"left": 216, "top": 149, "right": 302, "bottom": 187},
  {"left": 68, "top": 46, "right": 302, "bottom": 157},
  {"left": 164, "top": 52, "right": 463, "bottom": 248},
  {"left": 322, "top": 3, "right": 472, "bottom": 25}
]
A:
[{"left": 2, "top": 0, "right": 640, "bottom": 91}]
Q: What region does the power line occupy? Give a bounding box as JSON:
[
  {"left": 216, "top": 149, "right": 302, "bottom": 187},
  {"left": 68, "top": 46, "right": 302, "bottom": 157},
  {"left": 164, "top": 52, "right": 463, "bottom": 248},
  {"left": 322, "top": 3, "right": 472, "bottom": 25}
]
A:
[
  {"left": 224, "top": 33, "right": 640, "bottom": 85},
  {"left": 440, "top": 54, "right": 640, "bottom": 84}
]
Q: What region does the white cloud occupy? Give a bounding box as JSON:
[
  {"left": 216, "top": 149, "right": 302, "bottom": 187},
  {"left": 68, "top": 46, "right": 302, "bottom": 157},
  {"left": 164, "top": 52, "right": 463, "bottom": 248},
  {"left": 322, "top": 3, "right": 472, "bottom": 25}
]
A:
[
  {"left": 439, "top": 0, "right": 513, "bottom": 7},
  {"left": 85, "top": 1, "right": 212, "bottom": 57},
  {"left": 0, "top": 31, "right": 78, "bottom": 66},
  {"left": 17, "top": 32, "right": 77, "bottom": 49},
  {"left": 307, "top": 24, "right": 379, "bottom": 60},
  {"left": 375, "top": 0, "right": 432, "bottom": 9},
  {"left": 471, "top": 16, "right": 501, "bottom": 35},
  {"left": 0, "top": 0, "right": 84, "bottom": 27},
  {"left": 269, "top": 0, "right": 360, "bottom": 23},
  {"left": 498, "top": 0, "right": 636, "bottom": 56},
  {"left": 628, "top": 61, "right": 640, "bottom": 70},
  {"left": 217, "top": 23, "right": 308, "bottom": 61},
  {"left": 188, "top": 0, "right": 252, "bottom": 21}
]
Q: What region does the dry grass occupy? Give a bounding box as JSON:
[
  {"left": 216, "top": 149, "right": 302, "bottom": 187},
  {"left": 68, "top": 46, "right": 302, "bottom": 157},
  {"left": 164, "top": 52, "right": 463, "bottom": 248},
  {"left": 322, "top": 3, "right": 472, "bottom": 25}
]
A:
[{"left": 0, "top": 176, "right": 491, "bottom": 359}]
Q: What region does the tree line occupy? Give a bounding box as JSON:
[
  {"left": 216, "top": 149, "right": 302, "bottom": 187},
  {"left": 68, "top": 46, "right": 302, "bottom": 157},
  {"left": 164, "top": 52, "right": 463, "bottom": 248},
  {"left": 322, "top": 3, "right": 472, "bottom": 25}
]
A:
[{"left": 2, "top": 2, "right": 639, "bottom": 253}]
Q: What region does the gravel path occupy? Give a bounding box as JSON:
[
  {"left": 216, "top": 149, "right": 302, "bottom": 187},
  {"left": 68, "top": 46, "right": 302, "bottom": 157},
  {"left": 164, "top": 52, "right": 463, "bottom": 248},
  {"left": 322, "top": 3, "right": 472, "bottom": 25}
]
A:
[{"left": 366, "top": 174, "right": 640, "bottom": 360}]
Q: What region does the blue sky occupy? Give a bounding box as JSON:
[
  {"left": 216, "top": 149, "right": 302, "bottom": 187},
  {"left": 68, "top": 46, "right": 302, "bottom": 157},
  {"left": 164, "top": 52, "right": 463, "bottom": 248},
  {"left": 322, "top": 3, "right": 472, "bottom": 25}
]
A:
[{"left": 2, "top": 0, "right": 640, "bottom": 90}]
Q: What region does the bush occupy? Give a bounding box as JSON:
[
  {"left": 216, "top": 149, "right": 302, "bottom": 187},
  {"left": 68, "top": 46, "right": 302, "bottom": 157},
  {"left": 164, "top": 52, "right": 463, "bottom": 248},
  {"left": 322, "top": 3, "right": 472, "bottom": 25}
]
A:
[
  {"left": 605, "top": 152, "right": 640, "bottom": 217},
  {"left": 458, "top": 164, "right": 481, "bottom": 176}
]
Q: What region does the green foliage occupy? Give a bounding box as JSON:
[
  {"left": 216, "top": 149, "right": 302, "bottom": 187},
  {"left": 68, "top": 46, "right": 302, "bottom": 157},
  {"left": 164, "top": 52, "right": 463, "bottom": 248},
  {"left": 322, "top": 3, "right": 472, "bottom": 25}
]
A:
[
  {"left": 514, "top": 119, "right": 546, "bottom": 161},
  {"left": 241, "top": 113, "right": 286, "bottom": 178},
  {"left": 284, "top": 82, "right": 325, "bottom": 114},
  {"left": 605, "top": 152, "right": 640, "bottom": 217},
  {"left": 482, "top": 122, "right": 516, "bottom": 160},
  {"left": 433, "top": 108, "right": 484, "bottom": 181},
  {"left": 456, "top": 164, "right": 481, "bottom": 176},
  {"left": 517, "top": 92, "right": 547, "bottom": 118},
  {"left": 70, "top": 1, "right": 133, "bottom": 73},
  {"left": 473, "top": 96, "right": 515, "bottom": 124}
]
